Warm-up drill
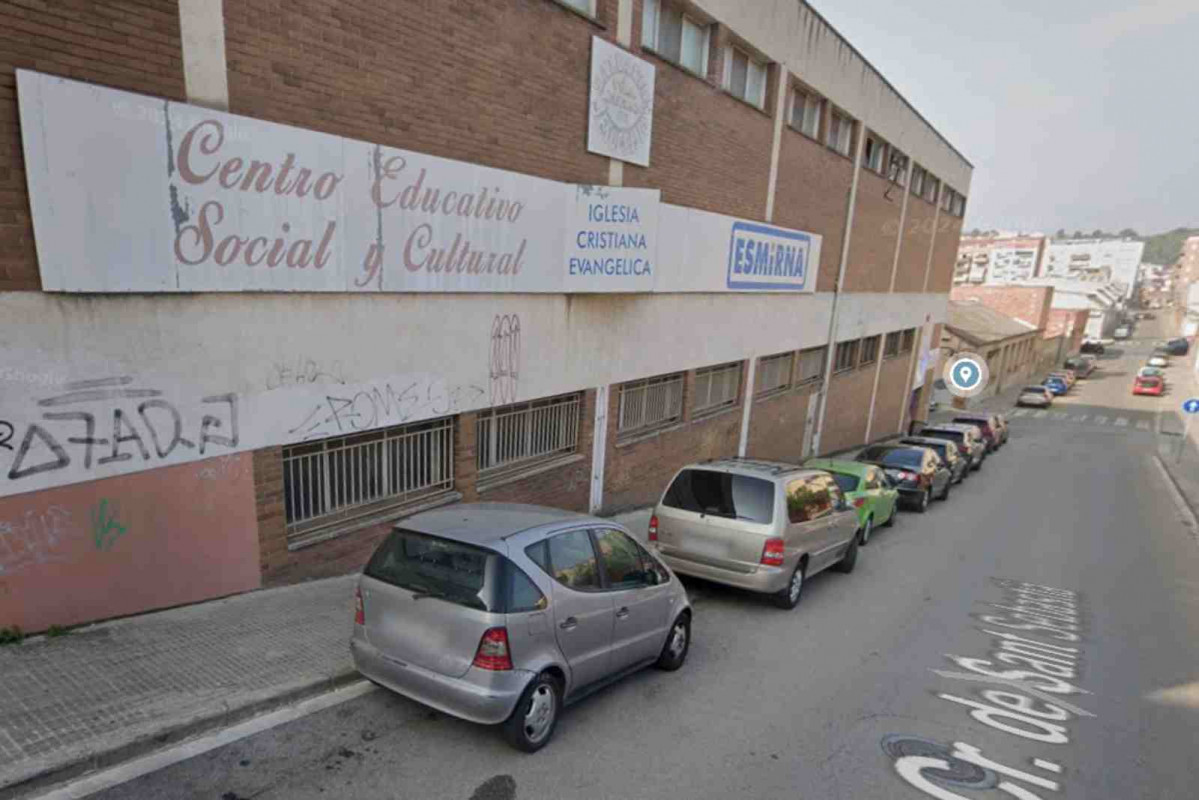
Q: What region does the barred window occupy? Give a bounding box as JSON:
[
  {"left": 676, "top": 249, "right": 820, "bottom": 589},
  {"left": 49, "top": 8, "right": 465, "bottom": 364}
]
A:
[
  {"left": 834, "top": 340, "right": 859, "bottom": 373},
  {"left": 283, "top": 417, "right": 454, "bottom": 545},
  {"left": 477, "top": 393, "right": 581, "bottom": 475},
  {"left": 755, "top": 352, "right": 794, "bottom": 397},
  {"left": 797, "top": 347, "right": 826, "bottom": 384},
  {"left": 901, "top": 328, "right": 917, "bottom": 353},
  {"left": 618, "top": 373, "right": 684, "bottom": 435},
  {"left": 860, "top": 335, "right": 880, "bottom": 365},
  {"left": 693, "top": 362, "right": 742, "bottom": 414},
  {"left": 883, "top": 331, "right": 902, "bottom": 358}
]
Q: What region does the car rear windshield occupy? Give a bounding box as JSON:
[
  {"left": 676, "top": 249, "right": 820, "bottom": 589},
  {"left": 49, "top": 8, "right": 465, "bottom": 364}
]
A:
[
  {"left": 954, "top": 417, "right": 989, "bottom": 429},
  {"left": 865, "top": 448, "right": 924, "bottom": 468},
  {"left": 663, "top": 469, "right": 775, "bottom": 523},
  {"left": 923, "top": 429, "right": 965, "bottom": 444},
  {"left": 1024, "top": 386, "right": 1046, "bottom": 393},
  {"left": 828, "top": 472, "right": 859, "bottom": 493},
  {"left": 364, "top": 529, "right": 544, "bottom": 613}
]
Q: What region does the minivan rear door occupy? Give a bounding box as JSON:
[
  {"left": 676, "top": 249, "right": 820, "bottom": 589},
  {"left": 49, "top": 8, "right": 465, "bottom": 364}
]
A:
[
  {"left": 360, "top": 529, "right": 504, "bottom": 678},
  {"left": 656, "top": 469, "right": 777, "bottom": 573}
]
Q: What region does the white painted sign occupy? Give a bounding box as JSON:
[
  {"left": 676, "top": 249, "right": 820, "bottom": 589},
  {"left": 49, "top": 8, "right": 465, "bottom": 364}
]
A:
[
  {"left": 587, "top": 36, "right": 655, "bottom": 167},
  {"left": 16, "top": 70, "right": 657, "bottom": 295},
  {"left": 563, "top": 184, "right": 659, "bottom": 292}
]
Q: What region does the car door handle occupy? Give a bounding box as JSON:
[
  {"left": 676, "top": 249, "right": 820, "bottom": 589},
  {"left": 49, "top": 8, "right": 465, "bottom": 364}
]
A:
[
  {"left": 559, "top": 617, "right": 578, "bottom": 631},
  {"left": 615, "top": 607, "right": 630, "bottom": 619}
]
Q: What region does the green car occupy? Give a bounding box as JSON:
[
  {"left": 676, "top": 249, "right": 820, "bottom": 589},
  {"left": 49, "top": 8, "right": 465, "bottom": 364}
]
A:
[{"left": 802, "top": 458, "right": 899, "bottom": 544}]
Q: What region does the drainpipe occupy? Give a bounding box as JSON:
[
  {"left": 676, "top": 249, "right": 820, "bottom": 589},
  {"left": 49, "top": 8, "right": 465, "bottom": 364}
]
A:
[{"left": 811, "top": 125, "right": 866, "bottom": 455}]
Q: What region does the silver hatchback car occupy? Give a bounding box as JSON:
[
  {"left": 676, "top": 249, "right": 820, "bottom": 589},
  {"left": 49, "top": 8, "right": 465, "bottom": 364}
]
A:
[
  {"left": 351, "top": 503, "right": 692, "bottom": 752},
  {"left": 650, "top": 459, "right": 862, "bottom": 610}
]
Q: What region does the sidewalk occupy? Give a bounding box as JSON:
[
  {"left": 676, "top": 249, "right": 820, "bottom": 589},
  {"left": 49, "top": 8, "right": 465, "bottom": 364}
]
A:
[
  {"left": 0, "top": 507, "right": 652, "bottom": 797},
  {"left": 1154, "top": 349, "right": 1199, "bottom": 521}
]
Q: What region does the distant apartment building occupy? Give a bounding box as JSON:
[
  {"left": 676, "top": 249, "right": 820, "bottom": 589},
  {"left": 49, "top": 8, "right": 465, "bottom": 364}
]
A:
[
  {"left": 949, "top": 284, "right": 1088, "bottom": 376},
  {"left": 1041, "top": 239, "right": 1144, "bottom": 297},
  {"left": 954, "top": 235, "right": 1046, "bottom": 286}
]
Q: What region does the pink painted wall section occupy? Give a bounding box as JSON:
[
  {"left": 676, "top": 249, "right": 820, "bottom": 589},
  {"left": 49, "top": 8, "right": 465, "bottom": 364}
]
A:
[{"left": 0, "top": 454, "right": 260, "bottom": 633}]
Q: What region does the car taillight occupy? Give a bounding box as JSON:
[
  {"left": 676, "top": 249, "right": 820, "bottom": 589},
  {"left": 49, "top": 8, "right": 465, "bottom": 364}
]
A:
[
  {"left": 472, "top": 627, "right": 513, "bottom": 671},
  {"left": 354, "top": 586, "right": 365, "bottom": 626},
  {"left": 957, "top": 443, "right": 969, "bottom": 455},
  {"left": 761, "top": 537, "right": 786, "bottom": 567},
  {"left": 648, "top": 514, "right": 659, "bottom": 542},
  {"left": 853, "top": 497, "right": 866, "bottom": 508}
]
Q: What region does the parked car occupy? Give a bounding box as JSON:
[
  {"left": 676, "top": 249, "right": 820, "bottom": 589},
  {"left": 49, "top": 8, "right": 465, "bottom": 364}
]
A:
[
  {"left": 1113, "top": 326, "right": 1131, "bottom": 340},
  {"left": 1080, "top": 354, "right": 1099, "bottom": 370},
  {"left": 1080, "top": 340, "right": 1106, "bottom": 355},
  {"left": 1044, "top": 376, "right": 1069, "bottom": 396},
  {"left": 1063, "top": 356, "right": 1094, "bottom": 378},
  {"left": 855, "top": 444, "right": 952, "bottom": 511},
  {"left": 1163, "top": 338, "right": 1189, "bottom": 356},
  {"left": 920, "top": 424, "right": 987, "bottom": 471},
  {"left": 1133, "top": 375, "right": 1164, "bottom": 396},
  {"left": 899, "top": 436, "right": 969, "bottom": 484},
  {"left": 801, "top": 459, "right": 899, "bottom": 543},
  {"left": 1138, "top": 365, "right": 1166, "bottom": 381},
  {"left": 1047, "top": 369, "right": 1076, "bottom": 387},
  {"left": 352, "top": 504, "right": 692, "bottom": 752},
  {"left": 652, "top": 460, "right": 862, "bottom": 610},
  {"left": 1018, "top": 385, "right": 1054, "bottom": 407},
  {"left": 953, "top": 411, "right": 1008, "bottom": 448},
  {"left": 1147, "top": 353, "right": 1170, "bottom": 368}
]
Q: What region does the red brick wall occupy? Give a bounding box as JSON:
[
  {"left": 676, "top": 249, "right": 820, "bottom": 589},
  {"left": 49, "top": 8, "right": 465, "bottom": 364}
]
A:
[
  {"left": 0, "top": 1, "right": 186, "bottom": 291},
  {"left": 950, "top": 285, "right": 1052, "bottom": 330},
  {"left": 869, "top": 354, "right": 912, "bottom": 440},
  {"left": 223, "top": 0, "right": 612, "bottom": 187},
  {"left": 819, "top": 360, "right": 876, "bottom": 454},
  {"left": 1045, "top": 309, "right": 1089, "bottom": 347},
  {"left": 894, "top": 193, "right": 936, "bottom": 292},
  {"left": 623, "top": 52, "right": 774, "bottom": 221},
  {"left": 844, "top": 169, "right": 903, "bottom": 292},
  {"left": 602, "top": 366, "right": 747, "bottom": 513},
  {"left": 773, "top": 127, "right": 853, "bottom": 293},
  {"left": 745, "top": 383, "right": 818, "bottom": 462},
  {"left": 928, "top": 214, "right": 964, "bottom": 293}
]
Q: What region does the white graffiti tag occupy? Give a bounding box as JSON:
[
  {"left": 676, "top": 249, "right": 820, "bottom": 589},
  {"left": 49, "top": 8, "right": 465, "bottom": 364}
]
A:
[{"left": 0, "top": 506, "right": 73, "bottom": 575}]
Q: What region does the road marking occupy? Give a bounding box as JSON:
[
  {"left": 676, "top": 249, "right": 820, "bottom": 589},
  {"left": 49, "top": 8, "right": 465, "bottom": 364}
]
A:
[
  {"left": 1094, "top": 415, "right": 1108, "bottom": 425},
  {"left": 1051, "top": 412, "right": 1068, "bottom": 420},
  {"left": 1033, "top": 410, "right": 1048, "bottom": 419},
  {"left": 1034, "top": 759, "right": 1063, "bottom": 774},
  {"left": 1137, "top": 420, "right": 1150, "bottom": 431},
  {"left": 34, "top": 680, "right": 377, "bottom": 800},
  {"left": 1009, "top": 408, "right": 1030, "bottom": 418},
  {"left": 1071, "top": 414, "right": 1088, "bottom": 423},
  {"left": 1114, "top": 417, "right": 1129, "bottom": 427}
]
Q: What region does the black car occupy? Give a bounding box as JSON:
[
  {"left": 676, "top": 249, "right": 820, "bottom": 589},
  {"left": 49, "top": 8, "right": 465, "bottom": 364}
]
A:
[
  {"left": 1080, "top": 340, "right": 1105, "bottom": 355},
  {"left": 1164, "top": 337, "right": 1189, "bottom": 356},
  {"left": 855, "top": 444, "right": 952, "bottom": 513},
  {"left": 899, "top": 436, "right": 969, "bottom": 485}
]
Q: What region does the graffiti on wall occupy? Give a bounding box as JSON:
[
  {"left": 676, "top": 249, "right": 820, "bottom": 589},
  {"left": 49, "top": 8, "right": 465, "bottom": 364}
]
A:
[
  {"left": 489, "top": 314, "right": 521, "bottom": 406},
  {"left": 89, "top": 499, "right": 128, "bottom": 552},
  {"left": 286, "top": 378, "right": 487, "bottom": 441},
  {"left": 0, "top": 505, "right": 72, "bottom": 576}
]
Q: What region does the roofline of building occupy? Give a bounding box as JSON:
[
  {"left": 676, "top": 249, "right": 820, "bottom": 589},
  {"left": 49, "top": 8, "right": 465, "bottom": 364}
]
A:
[
  {"left": 803, "top": 0, "right": 974, "bottom": 171},
  {"left": 944, "top": 324, "right": 1043, "bottom": 347}
]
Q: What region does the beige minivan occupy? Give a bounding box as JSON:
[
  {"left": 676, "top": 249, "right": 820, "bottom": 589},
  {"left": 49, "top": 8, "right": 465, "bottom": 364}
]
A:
[{"left": 649, "top": 459, "right": 862, "bottom": 609}]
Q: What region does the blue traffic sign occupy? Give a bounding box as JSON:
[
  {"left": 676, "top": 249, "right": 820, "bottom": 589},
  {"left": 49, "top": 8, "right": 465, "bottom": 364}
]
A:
[{"left": 1184, "top": 398, "right": 1199, "bottom": 415}]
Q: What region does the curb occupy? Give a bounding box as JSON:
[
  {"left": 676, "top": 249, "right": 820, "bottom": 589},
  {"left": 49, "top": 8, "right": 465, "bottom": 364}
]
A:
[
  {"left": 1155, "top": 453, "right": 1199, "bottom": 528},
  {"left": 0, "top": 670, "right": 361, "bottom": 800}
]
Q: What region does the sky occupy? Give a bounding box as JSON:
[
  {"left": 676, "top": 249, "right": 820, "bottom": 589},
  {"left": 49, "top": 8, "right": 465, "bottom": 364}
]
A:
[{"left": 814, "top": 0, "right": 1199, "bottom": 235}]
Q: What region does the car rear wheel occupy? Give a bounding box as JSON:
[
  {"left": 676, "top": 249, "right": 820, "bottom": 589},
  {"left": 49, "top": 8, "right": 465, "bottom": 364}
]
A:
[
  {"left": 773, "top": 563, "right": 805, "bottom": 609},
  {"left": 503, "top": 672, "right": 561, "bottom": 753},
  {"left": 939, "top": 481, "right": 951, "bottom": 501},
  {"left": 860, "top": 515, "right": 873, "bottom": 545},
  {"left": 655, "top": 613, "right": 690, "bottom": 671}
]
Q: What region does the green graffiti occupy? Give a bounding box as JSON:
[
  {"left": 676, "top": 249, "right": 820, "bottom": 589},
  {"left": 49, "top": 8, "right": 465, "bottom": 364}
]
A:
[{"left": 90, "top": 499, "right": 127, "bottom": 552}]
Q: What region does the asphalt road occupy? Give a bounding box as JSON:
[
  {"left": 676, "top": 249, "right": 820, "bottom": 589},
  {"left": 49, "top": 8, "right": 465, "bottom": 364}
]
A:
[{"left": 94, "top": 326, "right": 1199, "bottom": 800}]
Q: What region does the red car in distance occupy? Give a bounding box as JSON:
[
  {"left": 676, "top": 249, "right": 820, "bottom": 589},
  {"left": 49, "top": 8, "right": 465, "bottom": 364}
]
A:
[{"left": 1132, "top": 375, "right": 1164, "bottom": 396}]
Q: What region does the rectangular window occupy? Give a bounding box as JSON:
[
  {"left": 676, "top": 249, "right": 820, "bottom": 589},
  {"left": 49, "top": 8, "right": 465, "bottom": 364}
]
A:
[
  {"left": 952, "top": 193, "right": 966, "bottom": 217},
  {"left": 860, "top": 335, "right": 880, "bottom": 365},
  {"left": 618, "top": 372, "right": 684, "bottom": 435},
  {"left": 693, "top": 361, "right": 742, "bottom": 414},
  {"left": 941, "top": 187, "right": 953, "bottom": 212},
  {"left": 883, "top": 331, "right": 901, "bottom": 358},
  {"left": 827, "top": 110, "right": 852, "bottom": 156},
  {"left": 791, "top": 89, "right": 821, "bottom": 138},
  {"left": 476, "top": 393, "right": 581, "bottom": 475},
  {"left": 554, "top": 0, "right": 595, "bottom": 16},
  {"left": 888, "top": 149, "right": 908, "bottom": 185},
  {"left": 901, "top": 328, "right": 916, "bottom": 353},
  {"left": 642, "top": 0, "right": 709, "bottom": 77},
  {"left": 664, "top": 469, "right": 775, "bottom": 524},
  {"left": 755, "top": 351, "right": 794, "bottom": 397},
  {"left": 911, "top": 165, "right": 926, "bottom": 196},
  {"left": 863, "top": 135, "right": 883, "bottom": 172},
  {"left": 834, "top": 340, "right": 859, "bottom": 373},
  {"left": 727, "top": 47, "right": 767, "bottom": 108},
  {"left": 797, "top": 346, "right": 826, "bottom": 384},
  {"left": 925, "top": 176, "right": 940, "bottom": 204},
  {"left": 283, "top": 417, "right": 453, "bottom": 542}
]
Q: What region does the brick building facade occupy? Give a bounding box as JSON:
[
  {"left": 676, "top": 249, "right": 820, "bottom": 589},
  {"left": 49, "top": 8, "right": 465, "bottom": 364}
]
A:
[{"left": 0, "top": 0, "right": 971, "bottom": 632}]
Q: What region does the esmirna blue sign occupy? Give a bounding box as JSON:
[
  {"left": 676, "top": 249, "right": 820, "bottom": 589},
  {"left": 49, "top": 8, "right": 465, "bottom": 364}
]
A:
[{"left": 726, "top": 221, "right": 814, "bottom": 291}]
